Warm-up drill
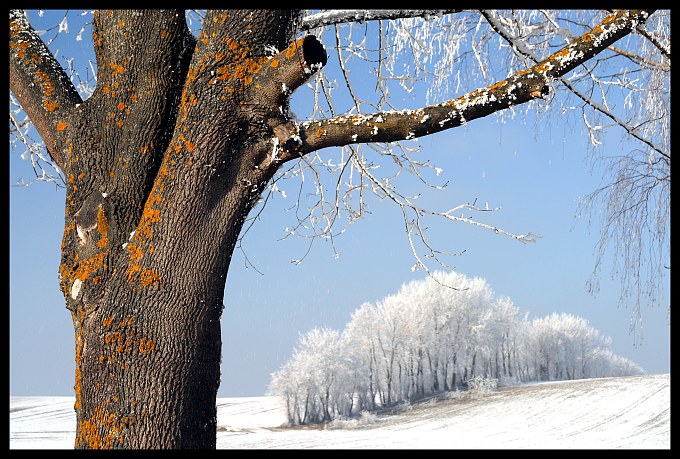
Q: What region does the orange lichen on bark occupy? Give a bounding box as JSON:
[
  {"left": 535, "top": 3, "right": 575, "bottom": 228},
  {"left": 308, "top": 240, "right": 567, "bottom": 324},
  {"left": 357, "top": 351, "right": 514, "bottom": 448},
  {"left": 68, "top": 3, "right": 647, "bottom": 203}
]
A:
[
  {"left": 34, "top": 70, "right": 55, "bottom": 96},
  {"left": 17, "top": 41, "right": 30, "bottom": 59},
  {"left": 140, "top": 269, "right": 160, "bottom": 287},
  {"left": 127, "top": 243, "right": 143, "bottom": 261},
  {"left": 96, "top": 207, "right": 109, "bottom": 249},
  {"left": 76, "top": 405, "right": 131, "bottom": 449},
  {"left": 126, "top": 263, "right": 141, "bottom": 283},
  {"left": 110, "top": 62, "right": 125, "bottom": 76},
  {"left": 285, "top": 37, "right": 306, "bottom": 59},
  {"left": 138, "top": 337, "right": 155, "bottom": 355},
  {"left": 61, "top": 220, "right": 76, "bottom": 251},
  {"left": 72, "top": 311, "right": 84, "bottom": 410},
  {"left": 44, "top": 99, "right": 59, "bottom": 112},
  {"left": 63, "top": 252, "right": 107, "bottom": 283},
  {"left": 56, "top": 122, "right": 68, "bottom": 131},
  {"left": 59, "top": 208, "right": 111, "bottom": 289}
]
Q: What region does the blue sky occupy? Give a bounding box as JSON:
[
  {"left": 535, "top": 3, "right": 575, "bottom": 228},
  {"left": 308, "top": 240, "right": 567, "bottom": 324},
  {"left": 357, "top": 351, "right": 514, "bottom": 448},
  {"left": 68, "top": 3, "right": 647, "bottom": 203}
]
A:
[{"left": 9, "top": 10, "right": 670, "bottom": 397}]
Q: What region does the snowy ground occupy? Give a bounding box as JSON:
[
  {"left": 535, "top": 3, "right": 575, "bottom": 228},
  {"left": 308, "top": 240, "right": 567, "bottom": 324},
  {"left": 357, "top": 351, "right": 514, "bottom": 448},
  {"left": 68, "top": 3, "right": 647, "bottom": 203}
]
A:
[{"left": 9, "top": 373, "right": 670, "bottom": 449}]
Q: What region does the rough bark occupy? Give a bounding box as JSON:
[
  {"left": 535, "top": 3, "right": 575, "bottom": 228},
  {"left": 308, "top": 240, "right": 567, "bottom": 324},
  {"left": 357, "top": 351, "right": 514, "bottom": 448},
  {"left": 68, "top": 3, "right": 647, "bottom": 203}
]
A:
[{"left": 8, "top": 8, "right": 653, "bottom": 449}]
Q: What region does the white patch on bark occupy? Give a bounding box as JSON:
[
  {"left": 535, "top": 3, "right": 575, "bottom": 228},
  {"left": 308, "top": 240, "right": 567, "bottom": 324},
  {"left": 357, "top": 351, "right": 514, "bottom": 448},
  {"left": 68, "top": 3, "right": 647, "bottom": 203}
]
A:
[{"left": 71, "top": 279, "right": 82, "bottom": 299}]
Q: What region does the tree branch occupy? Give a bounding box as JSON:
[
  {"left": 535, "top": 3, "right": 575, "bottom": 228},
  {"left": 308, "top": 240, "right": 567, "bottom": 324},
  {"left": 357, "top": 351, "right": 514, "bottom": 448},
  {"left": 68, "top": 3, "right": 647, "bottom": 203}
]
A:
[
  {"left": 481, "top": 9, "right": 667, "bottom": 159},
  {"left": 636, "top": 24, "right": 670, "bottom": 60},
  {"left": 9, "top": 9, "right": 82, "bottom": 172},
  {"left": 254, "top": 35, "right": 327, "bottom": 106},
  {"left": 300, "top": 9, "right": 462, "bottom": 31},
  {"left": 287, "top": 9, "right": 655, "bottom": 161}
]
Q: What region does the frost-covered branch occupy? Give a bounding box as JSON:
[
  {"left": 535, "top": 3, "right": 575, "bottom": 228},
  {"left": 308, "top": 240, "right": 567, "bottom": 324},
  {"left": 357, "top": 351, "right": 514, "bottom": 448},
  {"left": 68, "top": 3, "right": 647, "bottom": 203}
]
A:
[
  {"left": 480, "top": 9, "right": 668, "bottom": 159},
  {"left": 288, "top": 10, "right": 654, "bottom": 161},
  {"left": 636, "top": 23, "right": 670, "bottom": 59},
  {"left": 300, "top": 9, "right": 462, "bottom": 31}
]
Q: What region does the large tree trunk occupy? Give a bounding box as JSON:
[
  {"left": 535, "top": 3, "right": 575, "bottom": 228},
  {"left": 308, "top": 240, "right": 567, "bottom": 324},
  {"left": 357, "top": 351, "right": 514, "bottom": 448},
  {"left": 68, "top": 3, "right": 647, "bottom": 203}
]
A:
[{"left": 10, "top": 9, "right": 327, "bottom": 448}]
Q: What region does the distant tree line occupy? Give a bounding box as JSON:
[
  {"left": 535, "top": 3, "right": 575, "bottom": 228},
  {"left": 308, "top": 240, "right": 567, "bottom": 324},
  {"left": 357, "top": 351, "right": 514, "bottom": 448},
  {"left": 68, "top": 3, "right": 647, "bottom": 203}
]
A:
[{"left": 268, "top": 271, "right": 644, "bottom": 425}]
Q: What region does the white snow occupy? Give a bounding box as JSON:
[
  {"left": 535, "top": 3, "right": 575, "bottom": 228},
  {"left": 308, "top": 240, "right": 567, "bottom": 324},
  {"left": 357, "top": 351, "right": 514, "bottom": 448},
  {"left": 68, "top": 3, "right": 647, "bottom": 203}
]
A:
[{"left": 9, "top": 373, "right": 669, "bottom": 449}]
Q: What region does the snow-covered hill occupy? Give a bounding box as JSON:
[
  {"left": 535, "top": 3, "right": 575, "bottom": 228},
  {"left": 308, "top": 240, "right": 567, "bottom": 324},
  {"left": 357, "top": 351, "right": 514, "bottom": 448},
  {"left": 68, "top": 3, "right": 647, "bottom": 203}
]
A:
[{"left": 9, "top": 373, "right": 670, "bottom": 449}]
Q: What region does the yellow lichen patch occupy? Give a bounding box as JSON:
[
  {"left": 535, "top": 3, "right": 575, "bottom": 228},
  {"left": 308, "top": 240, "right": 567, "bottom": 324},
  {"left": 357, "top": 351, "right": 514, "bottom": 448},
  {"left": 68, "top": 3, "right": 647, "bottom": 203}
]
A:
[
  {"left": 30, "top": 52, "right": 43, "bottom": 64},
  {"left": 127, "top": 243, "right": 142, "bottom": 261},
  {"left": 76, "top": 405, "right": 131, "bottom": 449},
  {"left": 44, "top": 99, "right": 59, "bottom": 112},
  {"left": 56, "top": 122, "right": 68, "bottom": 131},
  {"left": 138, "top": 337, "right": 155, "bottom": 355},
  {"left": 102, "top": 316, "right": 114, "bottom": 327},
  {"left": 110, "top": 62, "right": 125, "bottom": 76},
  {"left": 14, "top": 40, "right": 30, "bottom": 59},
  {"left": 93, "top": 32, "right": 103, "bottom": 48},
  {"left": 140, "top": 269, "right": 160, "bottom": 287},
  {"left": 34, "top": 70, "right": 55, "bottom": 96},
  {"left": 96, "top": 207, "right": 109, "bottom": 249},
  {"left": 68, "top": 252, "right": 107, "bottom": 283},
  {"left": 285, "top": 37, "right": 306, "bottom": 59},
  {"left": 126, "top": 263, "right": 141, "bottom": 283},
  {"left": 117, "top": 101, "right": 126, "bottom": 111},
  {"left": 269, "top": 59, "right": 279, "bottom": 68},
  {"left": 160, "top": 29, "right": 169, "bottom": 39},
  {"left": 116, "top": 120, "right": 124, "bottom": 127}
]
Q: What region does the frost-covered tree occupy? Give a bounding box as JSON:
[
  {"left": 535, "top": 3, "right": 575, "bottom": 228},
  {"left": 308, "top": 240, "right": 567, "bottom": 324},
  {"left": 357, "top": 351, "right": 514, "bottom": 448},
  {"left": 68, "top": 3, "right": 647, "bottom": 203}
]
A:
[
  {"left": 269, "top": 327, "right": 348, "bottom": 424},
  {"left": 269, "top": 270, "right": 644, "bottom": 424},
  {"left": 527, "top": 312, "right": 617, "bottom": 381},
  {"left": 10, "top": 9, "right": 667, "bottom": 448},
  {"left": 342, "top": 302, "right": 382, "bottom": 411}
]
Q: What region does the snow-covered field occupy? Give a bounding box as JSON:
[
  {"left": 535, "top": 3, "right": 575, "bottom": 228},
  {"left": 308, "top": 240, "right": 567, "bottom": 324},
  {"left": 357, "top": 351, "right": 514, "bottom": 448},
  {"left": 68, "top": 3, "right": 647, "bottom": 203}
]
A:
[{"left": 9, "top": 373, "right": 670, "bottom": 449}]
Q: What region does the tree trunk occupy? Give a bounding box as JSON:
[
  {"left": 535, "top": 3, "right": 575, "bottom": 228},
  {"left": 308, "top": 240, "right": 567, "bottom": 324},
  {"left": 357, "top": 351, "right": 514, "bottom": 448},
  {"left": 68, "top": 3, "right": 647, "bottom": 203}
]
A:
[{"left": 10, "top": 9, "right": 328, "bottom": 448}]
